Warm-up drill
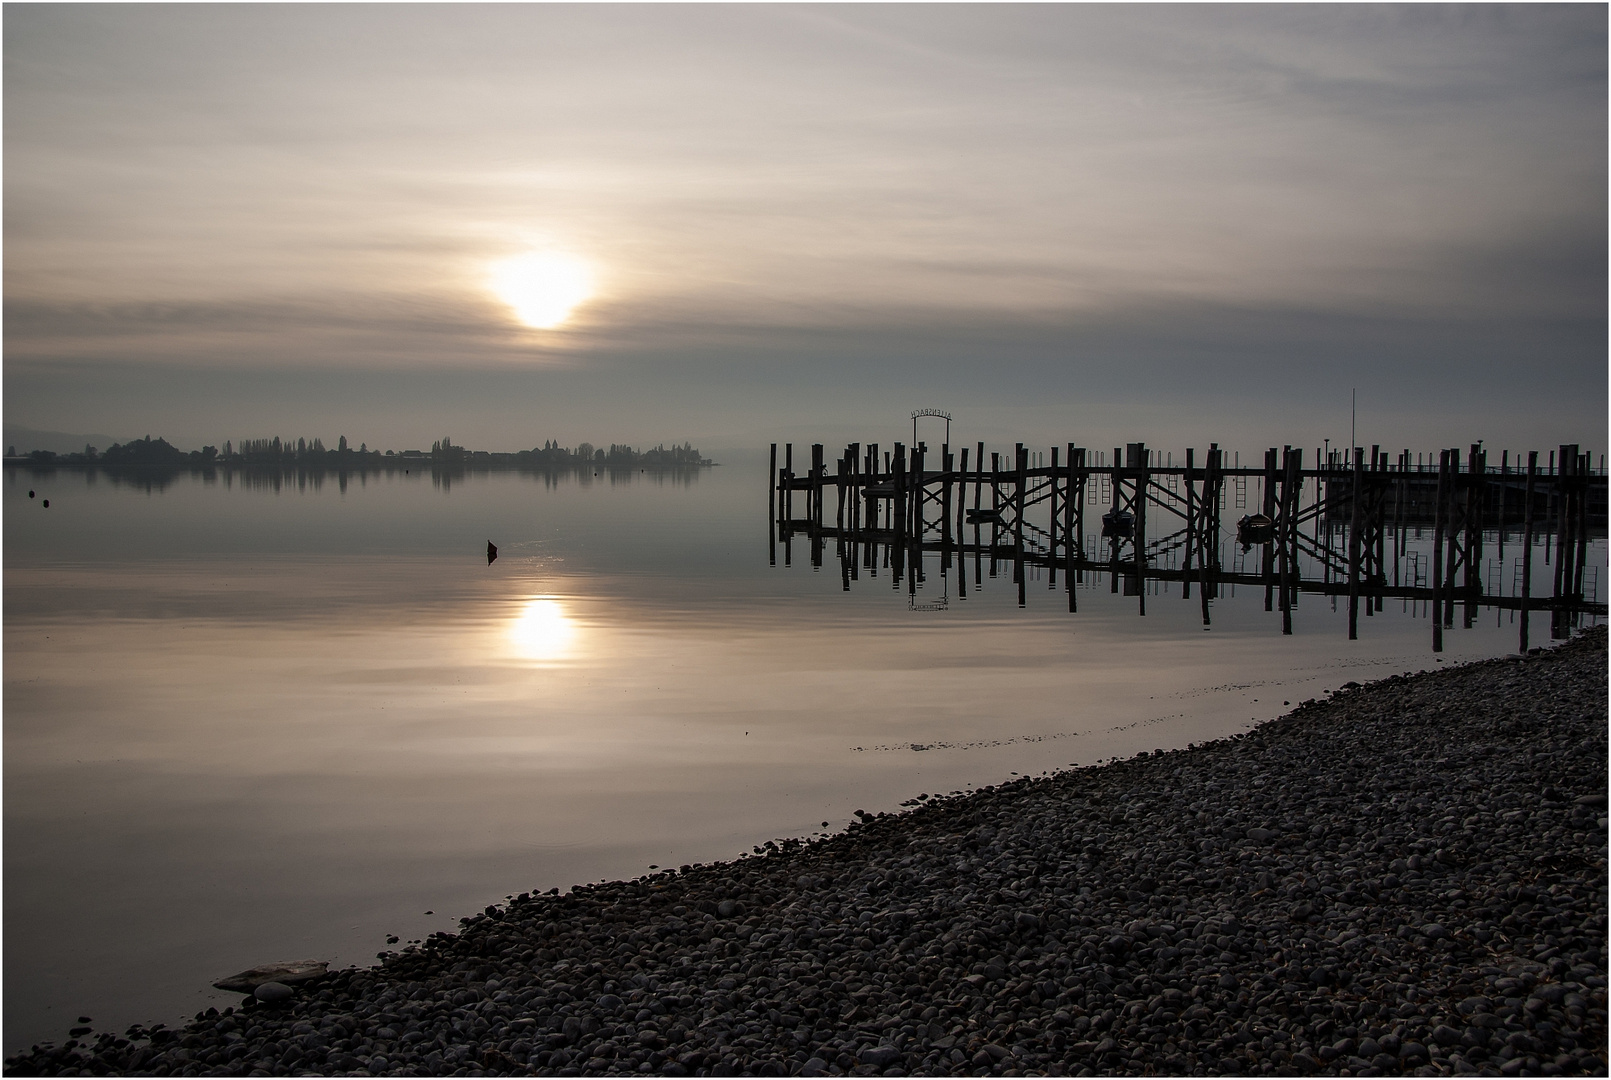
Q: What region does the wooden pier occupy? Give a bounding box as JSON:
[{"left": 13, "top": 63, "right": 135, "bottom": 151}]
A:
[{"left": 770, "top": 438, "right": 1607, "bottom": 652}]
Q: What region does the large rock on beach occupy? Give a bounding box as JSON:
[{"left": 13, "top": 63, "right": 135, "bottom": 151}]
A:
[
  {"left": 9, "top": 628, "right": 1607, "bottom": 1076},
  {"left": 211, "top": 959, "right": 329, "bottom": 993}
]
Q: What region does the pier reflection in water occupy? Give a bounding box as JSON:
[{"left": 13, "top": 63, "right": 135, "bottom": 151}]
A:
[{"left": 772, "top": 438, "right": 1607, "bottom": 651}]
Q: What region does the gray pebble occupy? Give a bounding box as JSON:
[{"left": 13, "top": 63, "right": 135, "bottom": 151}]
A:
[{"left": 252, "top": 981, "right": 293, "bottom": 1003}]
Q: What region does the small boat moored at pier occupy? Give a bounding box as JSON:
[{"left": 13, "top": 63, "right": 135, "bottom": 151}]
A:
[
  {"left": 1101, "top": 510, "right": 1134, "bottom": 539},
  {"left": 1237, "top": 513, "right": 1275, "bottom": 550}
]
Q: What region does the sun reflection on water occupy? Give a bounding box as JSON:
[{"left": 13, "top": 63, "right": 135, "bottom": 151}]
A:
[{"left": 507, "top": 597, "right": 578, "bottom": 662}]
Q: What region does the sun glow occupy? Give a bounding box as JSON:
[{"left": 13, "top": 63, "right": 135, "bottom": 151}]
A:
[
  {"left": 507, "top": 597, "right": 579, "bottom": 662},
  {"left": 488, "top": 252, "right": 594, "bottom": 330}
]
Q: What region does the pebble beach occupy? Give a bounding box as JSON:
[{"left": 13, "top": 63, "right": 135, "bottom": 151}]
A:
[{"left": 8, "top": 628, "right": 1606, "bottom": 1078}]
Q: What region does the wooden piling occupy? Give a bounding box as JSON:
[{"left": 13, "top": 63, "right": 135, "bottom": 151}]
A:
[
  {"left": 1497, "top": 449, "right": 1507, "bottom": 561},
  {"left": 810, "top": 444, "right": 824, "bottom": 527},
  {"left": 956, "top": 447, "right": 969, "bottom": 547},
  {"left": 1200, "top": 446, "right": 1217, "bottom": 625},
  {"left": 974, "top": 442, "right": 985, "bottom": 521},
  {"left": 1520, "top": 450, "right": 1537, "bottom": 652},
  {"left": 1431, "top": 450, "right": 1448, "bottom": 652},
  {"left": 868, "top": 443, "right": 881, "bottom": 531},
  {"left": 784, "top": 443, "right": 793, "bottom": 523},
  {"left": 1048, "top": 446, "right": 1060, "bottom": 589},
  {"left": 914, "top": 442, "right": 926, "bottom": 540},
  {"left": 1072, "top": 445, "right": 1086, "bottom": 586},
  {"left": 1263, "top": 447, "right": 1278, "bottom": 611},
  {"left": 1371, "top": 450, "right": 1384, "bottom": 614},
  {"left": 1109, "top": 447, "right": 1122, "bottom": 594},
  {"left": 1348, "top": 445, "right": 1362, "bottom": 639},
  {"left": 1065, "top": 445, "right": 1078, "bottom": 611},
  {"left": 1278, "top": 447, "right": 1293, "bottom": 634},
  {"left": 1546, "top": 449, "right": 1557, "bottom": 568},
  {"left": 847, "top": 443, "right": 860, "bottom": 533},
  {"left": 1441, "top": 450, "right": 1459, "bottom": 630},
  {"left": 1462, "top": 445, "right": 1479, "bottom": 629},
  {"left": 1392, "top": 452, "right": 1403, "bottom": 591},
  {"left": 893, "top": 443, "right": 907, "bottom": 548},
  {"left": 990, "top": 452, "right": 1001, "bottom": 580},
  {"left": 1575, "top": 453, "right": 1590, "bottom": 630},
  {"left": 1015, "top": 444, "right": 1028, "bottom": 607},
  {"left": 1180, "top": 447, "right": 1196, "bottom": 602},
  {"left": 835, "top": 452, "right": 846, "bottom": 530},
  {"left": 1573, "top": 449, "right": 1590, "bottom": 614},
  {"left": 1290, "top": 448, "right": 1304, "bottom": 623},
  {"left": 1134, "top": 442, "right": 1148, "bottom": 616},
  {"left": 1551, "top": 446, "right": 1569, "bottom": 638}
]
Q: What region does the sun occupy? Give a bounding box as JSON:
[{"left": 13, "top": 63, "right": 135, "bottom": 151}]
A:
[{"left": 488, "top": 251, "right": 594, "bottom": 330}]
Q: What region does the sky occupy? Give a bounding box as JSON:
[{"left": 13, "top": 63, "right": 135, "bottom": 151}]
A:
[{"left": 4, "top": 4, "right": 1606, "bottom": 458}]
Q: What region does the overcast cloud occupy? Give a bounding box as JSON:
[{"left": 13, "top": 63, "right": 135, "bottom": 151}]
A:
[{"left": 4, "top": 4, "right": 1604, "bottom": 454}]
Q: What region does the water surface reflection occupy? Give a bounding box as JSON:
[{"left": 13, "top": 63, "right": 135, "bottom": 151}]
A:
[
  {"left": 2, "top": 457, "right": 1583, "bottom": 1053},
  {"left": 507, "top": 597, "right": 580, "bottom": 663}
]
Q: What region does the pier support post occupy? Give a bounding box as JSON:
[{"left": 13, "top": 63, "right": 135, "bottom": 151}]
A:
[
  {"left": 835, "top": 452, "right": 847, "bottom": 530},
  {"left": 1432, "top": 450, "right": 1448, "bottom": 652},
  {"left": 1463, "top": 445, "right": 1480, "bottom": 629},
  {"left": 1521, "top": 450, "right": 1537, "bottom": 652},
  {"left": 1182, "top": 448, "right": 1196, "bottom": 602},
  {"left": 974, "top": 442, "right": 985, "bottom": 525},
  {"left": 1073, "top": 445, "right": 1087, "bottom": 587},
  {"left": 1263, "top": 448, "right": 1278, "bottom": 611},
  {"left": 1015, "top": 444, "right": 1027, "bottom": 607},
  {"left": 1443, "top": 449, "right": 1461, "bottom": 631},
  {"left": 991, "top": 452, "right": 1001, "bottom": 580},
  {"left": 1132, "top": 442, "right": 1148, "bottom": 616},
  {"left": 894, "top": 442, "right": 906, "bottom": 538},
  {"left": 848, "top": 443, "right": 861, "bottom": 534},
  {"left": 1289, "top": 447, "right": 1303, "bottom": 628},
  {"left": 1349, "top": 446, "right": 1362, "bottom": 639},
  {"left": 1573, "top": 448, "right": 1589, "bottom": 627},
  {"left": 956, "top": 448, "right": 969, "bottom": 547},
  {"left": 1200, "top": 446, "right": 1218, "bottom": 625},
  {"left": 912, "top": 443, "right": 926, "bottom": 540},
  {"left": 1064, "top": 445, "right": 1077, "bottom": 611},
  {"left": 811, "top": 444, "right": 825, "bottom": 528},
  {"left": 1048, "top": 446, "right": 1060, "bottom": 589},
  {"left": 784, "top": 443, "right": 793, "bottom": 523}
]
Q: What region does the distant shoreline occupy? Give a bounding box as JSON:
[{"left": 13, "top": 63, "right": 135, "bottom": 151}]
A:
[
  {"left": 4, "top": 436, "right": 716, "bottom": 472},
  {"left": 2, "top": 459, "right": 718, "bottom": 472}
]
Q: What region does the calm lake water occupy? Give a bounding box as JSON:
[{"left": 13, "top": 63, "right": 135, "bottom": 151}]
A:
[{"left": 3, "top": 450, "right": 1593, "bottom": 1052}]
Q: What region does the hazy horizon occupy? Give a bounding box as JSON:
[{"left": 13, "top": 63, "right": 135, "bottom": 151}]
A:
[{"left": 6, "top": 4, "right": 1606, "bottom": 457}]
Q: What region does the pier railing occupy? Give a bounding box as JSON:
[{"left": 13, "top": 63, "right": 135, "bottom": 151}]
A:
[{"left": 770, "top": 440, "right": 1606, "bottom": 652}]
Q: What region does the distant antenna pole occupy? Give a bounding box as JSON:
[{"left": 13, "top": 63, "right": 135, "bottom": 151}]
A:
[{"left": 1350, "top": 389, "right": 1356, "bottom": 462}]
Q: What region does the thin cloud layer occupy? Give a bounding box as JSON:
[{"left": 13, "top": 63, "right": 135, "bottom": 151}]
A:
[{"left": 3, "top": 5, "right": 1604, "bottom": 450}]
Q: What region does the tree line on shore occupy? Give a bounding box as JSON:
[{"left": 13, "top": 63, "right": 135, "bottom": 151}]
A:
[{"left": 6, "top": 435, "right": 714, "bottom": 469}]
